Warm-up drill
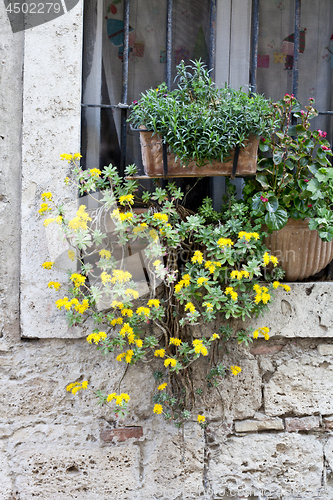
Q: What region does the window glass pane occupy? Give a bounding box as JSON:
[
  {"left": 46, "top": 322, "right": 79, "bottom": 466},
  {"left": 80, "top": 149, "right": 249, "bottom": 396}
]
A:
[{"left": 256, "top": 0, "right": 333, "bottom": 140}]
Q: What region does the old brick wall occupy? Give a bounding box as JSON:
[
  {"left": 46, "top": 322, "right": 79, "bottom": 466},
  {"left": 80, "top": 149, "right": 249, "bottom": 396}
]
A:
[{"left": 2, "top": 2, "right": 333, "bottom": 500}]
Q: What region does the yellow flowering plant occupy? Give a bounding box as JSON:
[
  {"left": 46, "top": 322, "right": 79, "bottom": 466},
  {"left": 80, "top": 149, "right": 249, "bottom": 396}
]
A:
[{"left": 39, "top": 156, "right": 290, "bottom": 428}]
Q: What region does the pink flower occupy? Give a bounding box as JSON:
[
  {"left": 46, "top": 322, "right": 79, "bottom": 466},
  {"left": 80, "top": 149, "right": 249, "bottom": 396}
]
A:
[
  {"left": 304, "top": 179, "right": 309, "bottom": 183},
  {"left": 321, "top": 145, "right": 330, "bottom": 151},
  {"left": 260, "top": 137, "right": 266, "bottom": 142},
  {"left": 301, "top": 110, "right": 305, "bottom": 116},
  {"left": 132, "top": 100, "right": 138, "bottom": 105},
  {"left": 260, "top": 195, "right": 268, "bottom": 203},
  {"left": 318, "top": 129, "right": 327, "bottom": 138},
  {"left": 309, "top": 97, "right": 314, "bottom": 102}
]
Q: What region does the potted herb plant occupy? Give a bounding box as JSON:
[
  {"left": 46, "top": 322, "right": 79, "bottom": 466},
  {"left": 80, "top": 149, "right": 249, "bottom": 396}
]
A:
[
  {"left": 243, "top": 94, "right": 333, "bottom": 280},
  {"left": 129, "top": 60, "right": 277, "bottom": 177}
]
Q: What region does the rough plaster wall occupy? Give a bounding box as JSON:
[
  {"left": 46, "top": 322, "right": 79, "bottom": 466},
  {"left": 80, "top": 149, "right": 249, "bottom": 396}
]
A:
[
  {"left": 20, "top": 1, "right": 84, "bottom": 339},
  {"left": 0, "top": 7, "right": 23, "bottom": 347},
  {"left": 3, "top": 1, "right": 333, "bottom": 499}
]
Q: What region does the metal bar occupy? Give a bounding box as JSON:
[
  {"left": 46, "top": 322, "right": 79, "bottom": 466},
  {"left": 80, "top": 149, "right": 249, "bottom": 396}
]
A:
[
  {"left": 292, "top": 0, "right": 301, "bottom": 98},
  {"left": 81, "top": 103, "right": 131, "bottom": 109},
  {"left": 120, "top": 0, "right": 130, "bottom": 175},
  {"left": 250, "top": 0, "right": 259, "bottom": 93},
  {"left": 165, "top": 0, "right": 173, "bottom": 90},
  {"left": 318, "top": 111, "right": 333, "bottom": 115},
  {"left": 209, "top": 0, "right": 217, "bottom": 79}
]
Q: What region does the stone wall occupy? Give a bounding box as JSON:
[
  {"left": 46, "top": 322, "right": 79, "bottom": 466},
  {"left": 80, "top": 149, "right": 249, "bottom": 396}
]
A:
[{"left": 2, "top": 2, "right": 333, "bottom": 499}]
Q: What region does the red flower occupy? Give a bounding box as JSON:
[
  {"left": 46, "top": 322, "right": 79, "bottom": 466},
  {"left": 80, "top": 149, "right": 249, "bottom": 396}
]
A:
[
  {"left": 318, "top": 129, "right": 327, "bottom": 138},
  {"left": 260, "top": 195, "right": 268, "bottom": 203},
  {"left": 321, "top": 145, "right": 330, "bottom": 151},
  {"left": 308, "top": 204, "right": 313, "bottom": 208},
  {"left": 304, "top": 179, "right": 309, "bottom": 183}
]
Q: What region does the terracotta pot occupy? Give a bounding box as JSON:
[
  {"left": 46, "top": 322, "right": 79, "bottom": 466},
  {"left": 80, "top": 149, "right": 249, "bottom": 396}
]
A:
[
  {"left": 263, "top": 218, "right": 333, "bottom": 281},
  {"left": 139, "top": 130, "right": 259, "bottom": 177}
]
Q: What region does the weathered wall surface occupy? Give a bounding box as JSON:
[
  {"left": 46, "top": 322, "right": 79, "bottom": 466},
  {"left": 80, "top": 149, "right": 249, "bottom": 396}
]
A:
[{"left": 2, "top": 2, "right": 333, "bottom": 499}]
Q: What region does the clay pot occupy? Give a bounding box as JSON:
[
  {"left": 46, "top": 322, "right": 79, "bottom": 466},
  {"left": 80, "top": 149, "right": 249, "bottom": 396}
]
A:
[
  {"left": 263, "top": 218, "right": 333, "bottom": 281},
  {"left": 139, "top": 130, "right": 259, "bottom": 177}
]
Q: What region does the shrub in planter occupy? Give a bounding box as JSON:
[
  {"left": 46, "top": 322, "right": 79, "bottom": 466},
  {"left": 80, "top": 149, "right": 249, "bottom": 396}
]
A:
[{"left": 39, "top": 158, "right": 290, "bottom": 428}]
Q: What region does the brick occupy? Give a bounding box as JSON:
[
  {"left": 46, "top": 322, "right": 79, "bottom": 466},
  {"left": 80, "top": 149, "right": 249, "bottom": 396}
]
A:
[
  {"left": 323, "top": 416, "right": 333, "bottom": 429},
  {"left": 100, "top": 426, "right": 143, "bottom": 442},
  {"left": 317, "top": 344, "right": 333, "bottom": 356},
  {"left": 235, "top": 418, "right": 284, "bottom": 433},
  {"left": 285, "top": 416, "right": 320, "bottom": 432},
  {"left": 250, "top": 344, "right": 284, "bottom": 355}
]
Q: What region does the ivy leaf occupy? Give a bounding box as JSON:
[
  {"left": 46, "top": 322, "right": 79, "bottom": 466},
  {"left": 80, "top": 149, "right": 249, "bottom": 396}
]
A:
[
  {"left": 264, "top": 209, "right": 288, "bottom": 231},
  {"left": 256, "top": 174, "right": 270, "bottom": 189},
  {"left": 273, "top": 150, "right": 284, "bottom": 165}
]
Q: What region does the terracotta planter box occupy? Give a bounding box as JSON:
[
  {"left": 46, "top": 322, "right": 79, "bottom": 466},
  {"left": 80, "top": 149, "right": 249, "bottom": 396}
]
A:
[
  {"left": 264, "top": 218, "right": 333, "bottom": 281},
  {"left": 139, "top": 130, "right": 259, "bottom": 177}
]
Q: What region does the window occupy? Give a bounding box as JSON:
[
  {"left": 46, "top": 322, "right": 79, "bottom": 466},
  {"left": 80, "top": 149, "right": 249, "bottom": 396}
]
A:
[{"left": 81, "top": 0, "right": 332, "bottom": 198}]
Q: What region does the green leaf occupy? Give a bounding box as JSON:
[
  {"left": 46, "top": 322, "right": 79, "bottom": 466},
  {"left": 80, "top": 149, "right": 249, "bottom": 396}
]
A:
[
  {"left": 256, "top": 174, "right": 270, "bottom": 190},
  {"left": 266, "top": 196, "right": 278, "bottom": 213},
  {"left": 264, "top": 209, "right": 288, "bottom": 231},
  {"left": 259, "top": 142, "right": 269, "bottom": 152},
  {"left": 273, "top": 150, "right": 284, "bottom": 165}
]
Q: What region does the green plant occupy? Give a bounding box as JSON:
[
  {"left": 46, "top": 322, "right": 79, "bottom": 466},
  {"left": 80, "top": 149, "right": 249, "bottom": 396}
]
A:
[
  {"left": 243, "top": 94, "right": 333, "bottom": 240},
  {"left": 129, "top": 60, "right": 277, "bottom": 167},
  {"left": 39, "top": 156, "right": 290, "bottom": 428}
]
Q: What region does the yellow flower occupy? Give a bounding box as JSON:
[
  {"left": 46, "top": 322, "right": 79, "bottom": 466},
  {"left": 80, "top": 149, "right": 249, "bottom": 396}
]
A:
[
  {"left": 125, "top": 289, "right": 139, "bottom": 299},
  {"left": 89, "top": 168, "right": 101, "bottom": 177},
  {"left": 68, "top": 250, "right": 75, "bottom": 261},
  {"left": 217, "top": 237, "right": 234, "bottom": 247},
  {"left": 38, "top": 203, "right": 51, "bottom": 215},
  {"left": 270, "top": 255, "right": 279, "bottom": 266},
  {"left": 47, "top": 281, "right": 61, "bottom": 291},
  {"left": 128, "top": 333, "right": 135, "bottom": 344},
  {"left": 42, "top": 262, "right": 54, "bottom": 269},
  {"left": 282, "top": 284, "right": 291, "bottom": 292},
  {"left": 185, "top": 302, "right": 196, "bottom": 313},
  {"left": 111, "top": 269, "right": 132, "bottom": 284},
  {"left": 225, "top": 287, "right": 237, "bottom": 301},
  {"left": 41, "top": 192, "right": 53, "bottom": 201},
  {"left": 263, "top": 252, "right": 271, "bottom": 266},
  {"left": 43, "top": 218, "right": 56, "bottom": 227},
  {"left": 116, "top": 353, "right": 125, "bottom": 362},
  {"left": 55, "top": 297, "right": 69, "bottom": 310},
  {"left": 230, "top": 365, "right": 242, "bottom": 376},
  {"left": 107, "top": 392, "right": 117, "bottom": 402},
  {"left": 111, "top": 317, "right": 123, "bottom": 326},
  {"left": 169, "top": 337, "right": 182, "bottom": 346},
  {"left": 261, "top": 292, "right": 271, "bottom": 304},
  {"left": 153, "top": 404, "right": 163, "bottom": 414},
  {"left": 153, "top": 213, "right": 169, "bottom": 223},
  {"left": 149, "top": 229, "right": 159, "bottom": 241},
  {"left": 99, "top": 249, "right": 111, "bottom": 259},
  {"left": 253, "top": 329, "right": 259, "bottom": 339},
  {"left": 119, "top": 194, "right": 134, "bottom": 205},
  {"left": 81, "top": 380, "right": 89, "bottom": 390},
  {"left": 191, "top": 250, "right": 204, "bottom": 264},
  {"left": 273, "top": 281, "right": 280, "bottom": 289},
  {"left": 121, "top": 308, "right": 133, "bottom": 318},
  {"left": 125, "top": 349, "right": 134, "bottom": 363},
  {"left": 135, "top": 338, "right": 143, "bottom": 348},
  {"left": 154, "top": 349, "right": 165, "bottom": 358},
  {"left": 197, "top": 277, "right": 209, "bottom": 286},
  {"left": 111, "top": 300, "right": 124, "bottom": 309},
  {"left": 158, "top": 383, "right": 167, "bottom": 391},
  {"left": 119, "top": 323, "right": 134, "bottom": 337},
  {"left": 136, "top": 307, "right": 150, "bottom": 317},
  {"left": 197, "top": 415, "right": 205, "bottom": 423},
  {"left": 164, "top": 358, "right": 177, "bottom": 368},
  {"left": 203, "top": 302, "right": 214, "bottom": 311},
  {"left": 210, "top": 333, "right": 220, "bottom": 341},
  {"left": 64, "top": 177, "right": 70, "bottom": 185},
  {"left": 153, "top": 260, "right": 161, "bottom": 267},
  {"left": 70, "top": 273, "right": 86, "bottom": 288},
  {"left": 147, "top": 299, "right": 160, "bottom": 308},
  {"left": 238, "top": 231, "right": 259, "bottom": 241},
  {"left": 60, "top": 153, "right": 74, "bottom": 163}
]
